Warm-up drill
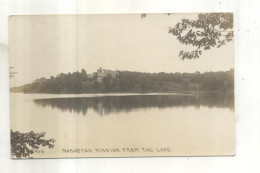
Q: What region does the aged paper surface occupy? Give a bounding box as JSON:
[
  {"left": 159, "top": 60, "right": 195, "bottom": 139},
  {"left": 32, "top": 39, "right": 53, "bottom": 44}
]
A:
[{"left": 9, "top": 14, "right": 234, "bottom": 158}]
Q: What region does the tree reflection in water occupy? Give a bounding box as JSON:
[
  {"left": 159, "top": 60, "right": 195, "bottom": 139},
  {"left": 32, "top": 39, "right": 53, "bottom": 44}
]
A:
[{"left": 33, "top": 93, "right": 234, "bottom": 116}]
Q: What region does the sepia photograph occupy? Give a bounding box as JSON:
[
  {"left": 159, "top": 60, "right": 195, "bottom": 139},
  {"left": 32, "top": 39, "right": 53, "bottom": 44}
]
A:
[{"left": 9, "top": 13, "right": 234, "bottom": 158}]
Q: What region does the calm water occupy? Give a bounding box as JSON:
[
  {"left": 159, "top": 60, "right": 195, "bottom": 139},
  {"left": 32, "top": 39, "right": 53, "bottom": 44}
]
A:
[{"left": 10, "top": 93, "right": 235, "bottom": 158}]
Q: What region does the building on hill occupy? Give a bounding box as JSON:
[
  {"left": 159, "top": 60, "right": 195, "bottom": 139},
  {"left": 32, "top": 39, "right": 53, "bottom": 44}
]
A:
[
  {"left": 87, "top": 73, "right": 95, "bottom": 78},
  {"left": 87, "top": 67, "right": 118, "bottom": 82}
]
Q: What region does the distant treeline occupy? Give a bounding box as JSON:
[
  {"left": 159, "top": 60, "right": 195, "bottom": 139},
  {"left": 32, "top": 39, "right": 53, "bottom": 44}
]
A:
[{"left": 11, "top": 69, "right": 234, "bottom": 94}]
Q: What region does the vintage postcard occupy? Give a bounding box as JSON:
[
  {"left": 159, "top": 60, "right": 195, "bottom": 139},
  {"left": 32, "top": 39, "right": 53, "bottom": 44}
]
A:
[{"left": 9, "top": 13, "right": 234, "bottom": 158}]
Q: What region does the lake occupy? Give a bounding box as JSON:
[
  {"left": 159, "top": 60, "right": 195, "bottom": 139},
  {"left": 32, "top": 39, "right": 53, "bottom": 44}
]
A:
[{"left": 10, "top": 92, "right": 235, "bottom": 158}]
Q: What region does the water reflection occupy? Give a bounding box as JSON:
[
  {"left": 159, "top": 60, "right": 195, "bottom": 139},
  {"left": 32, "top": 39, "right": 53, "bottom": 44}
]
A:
[{"left": 33, "top": 93, "right": 234, "bottom": 116}]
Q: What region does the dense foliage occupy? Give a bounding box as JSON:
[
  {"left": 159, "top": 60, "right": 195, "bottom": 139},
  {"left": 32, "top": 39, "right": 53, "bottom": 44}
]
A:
[
  {"left": 169, "top": 13, "right": 233, "bottom": 59},
  {"left": 11, "top": 69, "right": 234, "bottom": 94},
  {"left": 11, "top": 130, "right": 55, "bottom": 158},
  {"left": 142, "top": 13, "right": 233, "bottom": 59}
]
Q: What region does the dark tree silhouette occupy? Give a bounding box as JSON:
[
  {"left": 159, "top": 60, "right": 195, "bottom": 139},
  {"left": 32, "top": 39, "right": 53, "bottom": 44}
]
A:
[
  {"left": 169, "top": 13, "right": 233, "bottom": 59},
  {"left": 9, "top": 66, "right": 17, "bottom": 78},
  {"left": 142, "top": 13, "right": 233, "bottom": 59},
  {"left": 2, "top": 43, "right": 17, "bottom": 79},
  {"left": 11, "top": 130, "right": 55, "bottom": 158},
  {"left": 10, "top": 69, "right": 234, "bottom": 94}
]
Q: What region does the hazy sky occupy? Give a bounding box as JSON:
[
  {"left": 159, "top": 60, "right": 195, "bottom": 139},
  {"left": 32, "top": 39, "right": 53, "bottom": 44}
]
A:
[{"left": 9, "top": 14, "right": 233, "bottom": 87}]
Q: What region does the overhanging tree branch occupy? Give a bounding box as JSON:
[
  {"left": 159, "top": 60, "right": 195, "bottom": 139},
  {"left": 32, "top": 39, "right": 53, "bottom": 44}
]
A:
[{"left": 169, "top": 13, "right": 233, "bottom": 59}]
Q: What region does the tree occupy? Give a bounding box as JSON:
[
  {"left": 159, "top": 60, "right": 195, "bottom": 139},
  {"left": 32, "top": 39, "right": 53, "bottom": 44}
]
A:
[
  {"left": 102, "top": 74, "right": 113, "bottom": 91},
  {"left": 168, "top": 13, "right": 233, "bottom": 59},
  {"left": 9, "top": 66, "right": 17, "bottom": 78},
  {"left": 182, "top": 78, "right": 190, "bottom": 90},
  {"left": 80, "top": 69, "right": 88, "bottom": 81},
  {"left": 142, "top": 13, "right": 233, "bottom": 60},
  {"left": 12, "top": 68, "right": 233, "bottom": 93},
  {"left": 11, "top": 130, "right": 55, "bottom": 158}
]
